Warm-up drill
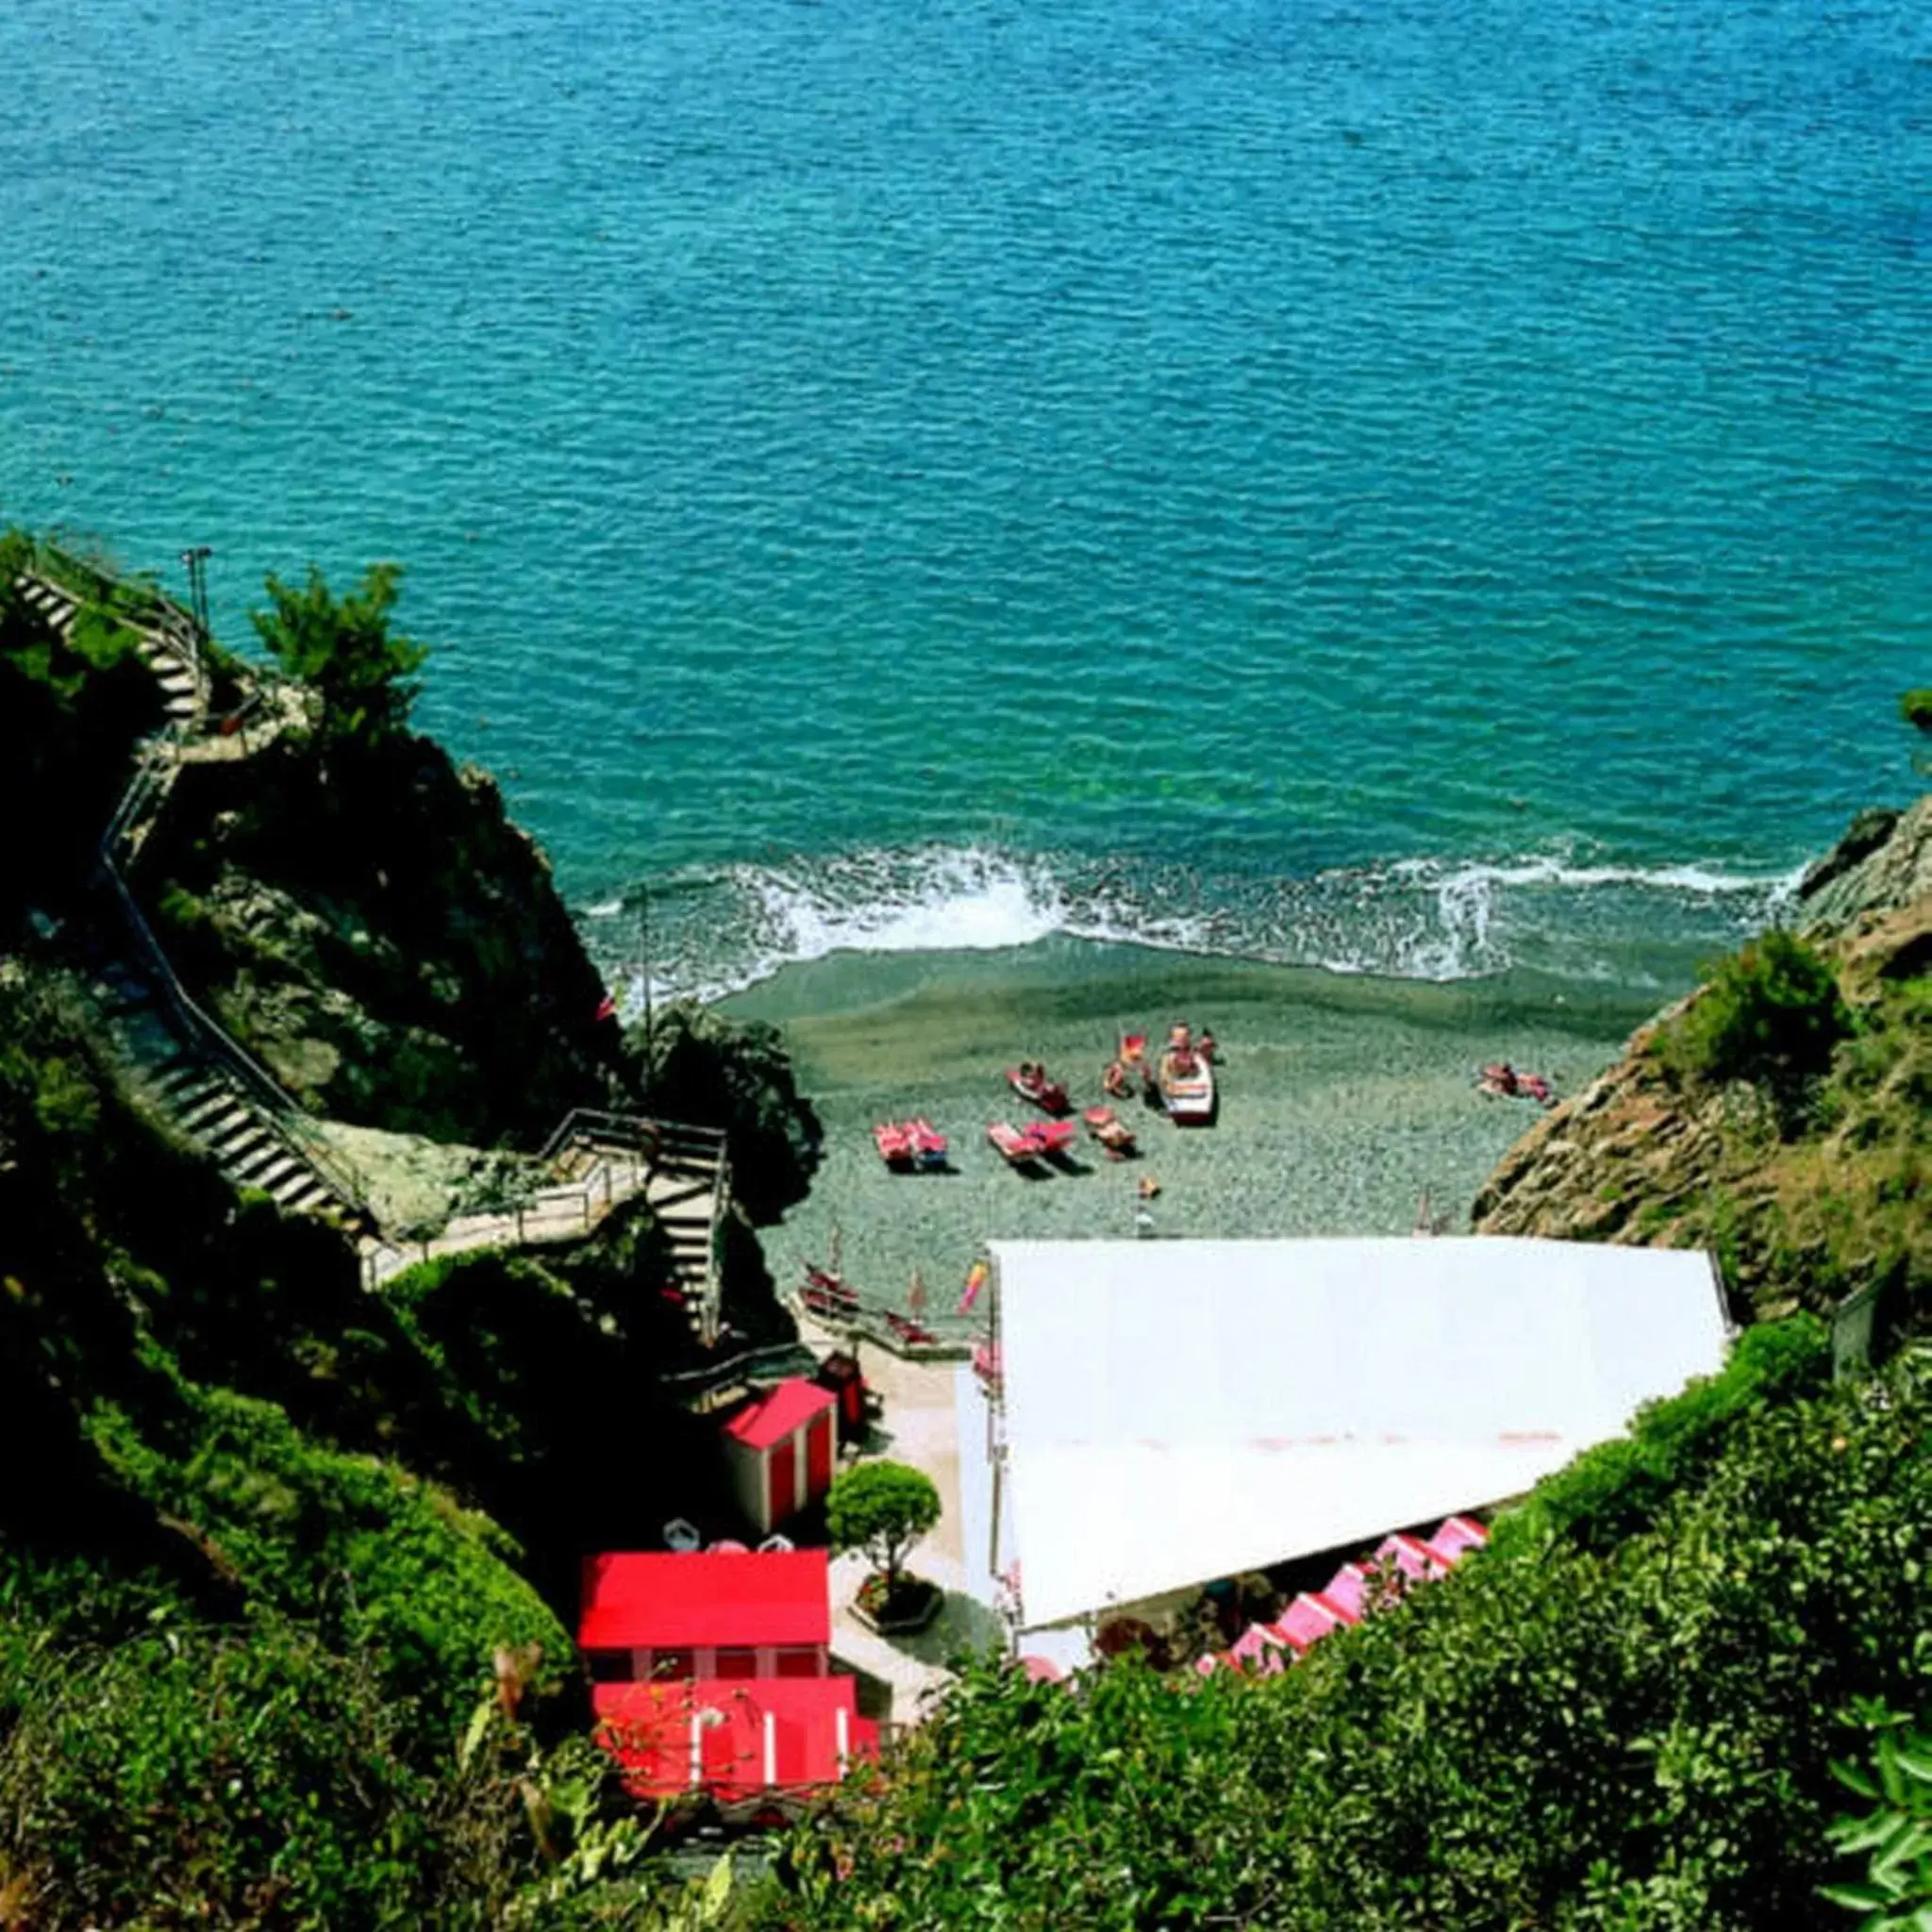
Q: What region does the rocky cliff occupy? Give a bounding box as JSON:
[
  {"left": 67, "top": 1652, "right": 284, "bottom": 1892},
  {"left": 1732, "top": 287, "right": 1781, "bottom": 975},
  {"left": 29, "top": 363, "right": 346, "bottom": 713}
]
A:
[
  {"left": 1473, "top": 800, "right": 1930, "bottom": 1329},
  {"left": 144, "top": 729, "right": 624, "bottom": 1149}
]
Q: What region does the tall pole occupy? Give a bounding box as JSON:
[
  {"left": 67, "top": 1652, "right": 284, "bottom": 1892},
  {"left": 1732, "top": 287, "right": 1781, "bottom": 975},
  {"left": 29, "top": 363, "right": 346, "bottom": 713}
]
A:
[
  {"left": 639, "top": 884, "right": 654, "bottom": 1099},
  {"left": 178, "top": 545, "right": 211, "bottom": 675}
]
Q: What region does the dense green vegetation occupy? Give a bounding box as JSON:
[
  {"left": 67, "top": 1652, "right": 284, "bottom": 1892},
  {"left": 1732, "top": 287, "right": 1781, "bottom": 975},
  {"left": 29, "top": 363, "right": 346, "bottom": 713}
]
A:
[
  {"left": 251, "top": 561, "right": 427, "bottom": 756},
  {"left": 0, "top": 965, "right": 767, "bottom": 1924},
  {"left": 768, "top": 1335, "right": 1930, "bottom": 1932},
  {"left": 1638, "top": 928, "right": 1931, "bottom": 1333},
  {"left": 0, "top": 530, "right": 158, "bottom": 924},
  {"left": 1660, "top": 928, "right": 1852, "bottom": 1127}
]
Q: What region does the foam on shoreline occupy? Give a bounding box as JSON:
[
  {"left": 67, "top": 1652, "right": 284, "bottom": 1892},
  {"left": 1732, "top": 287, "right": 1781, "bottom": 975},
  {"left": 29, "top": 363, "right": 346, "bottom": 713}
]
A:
[{"left": 578, "top": 841, "right": 1798, "bottom": 1008}]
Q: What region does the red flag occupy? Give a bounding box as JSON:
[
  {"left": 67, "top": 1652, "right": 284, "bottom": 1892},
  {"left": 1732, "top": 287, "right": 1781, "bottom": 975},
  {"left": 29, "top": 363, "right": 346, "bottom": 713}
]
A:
[{"left": 594, "top": 992, "right": 618, "bottom": 1024}]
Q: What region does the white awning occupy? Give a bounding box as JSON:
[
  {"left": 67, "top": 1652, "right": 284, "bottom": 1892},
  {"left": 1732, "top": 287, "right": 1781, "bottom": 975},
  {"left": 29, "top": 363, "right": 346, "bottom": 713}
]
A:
[{"left": 989, "top": 1236, "right": 1728, "bottom": 1632}]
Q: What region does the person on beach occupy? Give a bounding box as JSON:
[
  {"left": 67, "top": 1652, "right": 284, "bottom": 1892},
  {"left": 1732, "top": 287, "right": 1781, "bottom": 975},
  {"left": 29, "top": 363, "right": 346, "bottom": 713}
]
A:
[{"left": 1199, "top": 1027, "right": 1218, "bottom": 1064}]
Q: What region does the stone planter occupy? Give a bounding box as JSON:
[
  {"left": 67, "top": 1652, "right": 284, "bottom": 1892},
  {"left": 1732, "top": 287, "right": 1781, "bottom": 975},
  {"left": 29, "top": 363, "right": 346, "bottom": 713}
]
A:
[{"left": 851, "top": 1575, "right": 943, "bottom": 1637}]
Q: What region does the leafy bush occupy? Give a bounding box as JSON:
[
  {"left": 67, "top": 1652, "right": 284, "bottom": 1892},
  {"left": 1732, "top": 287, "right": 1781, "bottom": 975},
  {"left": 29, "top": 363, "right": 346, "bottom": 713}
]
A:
[
  {"left": 1662, "top": 929, "right": 1851, "bottom": 1117},
  {"left": 767, "top": 1350, "right": 1932, "bottom": 1932},
  {"left": 1900, "top": 689, "right": 1932, "bottom": 733},
  {"left": 1820, "top": 1708, "right": 1932, "bottom": 1928},
  {"left": 1494, "top": 1314, "right": 1831, "bottom": 1555},
  {"left": 251, "top": 561, "right": 427, "bottom": 755},
  {"left": 0, "top": 1557, "right": 729, "bottom": 1930},
  {"left": 83, "top": 1372, "right": 568, "bottom": 1736}
]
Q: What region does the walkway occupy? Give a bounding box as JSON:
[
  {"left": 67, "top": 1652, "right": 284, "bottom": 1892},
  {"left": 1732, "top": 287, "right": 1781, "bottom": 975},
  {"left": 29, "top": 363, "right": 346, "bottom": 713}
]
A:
[{"left": 24, "top": 553, "right": 732, "bottom": 1314}]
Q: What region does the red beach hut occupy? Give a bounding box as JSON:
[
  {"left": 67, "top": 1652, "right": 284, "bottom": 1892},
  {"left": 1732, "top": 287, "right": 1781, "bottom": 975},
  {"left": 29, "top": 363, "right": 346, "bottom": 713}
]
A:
[{"left": 721, "top": 1378, "right": 839, "bottom": 1535}]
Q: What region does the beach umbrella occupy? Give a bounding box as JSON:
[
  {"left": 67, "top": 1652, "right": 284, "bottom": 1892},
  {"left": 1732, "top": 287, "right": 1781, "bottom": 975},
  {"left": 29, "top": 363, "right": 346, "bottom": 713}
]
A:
[{"left": 958, "top": 1258, "right": 989, "bottom": 1314}]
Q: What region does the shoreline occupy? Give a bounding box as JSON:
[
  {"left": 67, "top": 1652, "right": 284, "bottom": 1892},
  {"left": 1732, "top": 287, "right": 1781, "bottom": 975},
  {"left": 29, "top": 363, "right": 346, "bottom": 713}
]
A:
[{"left": 721, "top": 935, "right": 1662, "bottom": 1330}]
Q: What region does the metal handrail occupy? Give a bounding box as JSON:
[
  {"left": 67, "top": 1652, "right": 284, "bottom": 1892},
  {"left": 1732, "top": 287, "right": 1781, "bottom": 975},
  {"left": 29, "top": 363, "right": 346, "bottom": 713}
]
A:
[
  {"left": 656, "top": 1338, "right": 822, "bottom": 1393},
  {"left": 536, "top": 1106, "right": 726, "bottom": 1166},
  {"left": 25, "top": 549, "right": 208, "bottom": 700}
]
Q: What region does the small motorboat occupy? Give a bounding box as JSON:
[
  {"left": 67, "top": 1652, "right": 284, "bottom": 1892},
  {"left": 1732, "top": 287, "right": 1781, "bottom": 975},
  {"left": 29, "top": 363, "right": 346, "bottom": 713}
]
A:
[
  {"left": 801, "top": 1264, "right": 860, "bottom": 1319},
  {"left": 873, "top": 1121, "right": 915, "bottom": 1168},
  {"left": 884, "top": 1309, "right": 941, "bottom": 1349},
  {"left": 907, "top": 1117, "right": 949, "bottom": 1170},
  {"left": 1082, "top": 1104, "right": 1137, "bottom": 1158},
  {"left": 1008, "top": 1061, "right": 1072, "bottom": 1115},
  {"left": 1158, "top": 1024, "right": 1216, "bottom": 1124},
  {"left": 987, "top": 1121, "right": 1044, "bottom": 1168}
]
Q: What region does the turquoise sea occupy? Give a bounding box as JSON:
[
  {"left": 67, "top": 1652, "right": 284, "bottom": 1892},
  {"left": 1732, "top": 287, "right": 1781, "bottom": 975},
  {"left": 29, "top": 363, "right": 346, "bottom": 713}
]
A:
[{"left": 4, "top": 0, "right": 1928, "bottom": 1002}]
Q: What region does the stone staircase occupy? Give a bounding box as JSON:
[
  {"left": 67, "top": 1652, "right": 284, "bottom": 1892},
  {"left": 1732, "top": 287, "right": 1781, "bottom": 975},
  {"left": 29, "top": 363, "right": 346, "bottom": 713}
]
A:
[
  {"left": 15, "top": 571, "right": 203, "bottom": 721},
  {"left": 26, "top": 552, "right": 737, "bottom": 1302},
  {"left": 29, "top": 557, "right": 371, "bottom": 1228},
  {"left": 541, "top": 1111, "right": 732, "bottom": 1340}
]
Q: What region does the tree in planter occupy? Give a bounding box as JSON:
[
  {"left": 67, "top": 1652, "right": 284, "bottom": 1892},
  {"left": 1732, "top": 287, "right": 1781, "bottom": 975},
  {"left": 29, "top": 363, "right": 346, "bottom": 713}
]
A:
[{"left": 825, "top": 1460, "right": 941, "bottom": 1614}]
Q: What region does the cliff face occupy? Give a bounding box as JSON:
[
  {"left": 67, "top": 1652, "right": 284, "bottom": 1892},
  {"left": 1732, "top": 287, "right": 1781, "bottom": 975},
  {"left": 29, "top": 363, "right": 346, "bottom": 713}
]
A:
[
  {"left": 1473, "top": 802, "right": 1931, "bottom": 1328},
  {"left": 146, "top": 730, "right": 624, "bottom": 1148}
]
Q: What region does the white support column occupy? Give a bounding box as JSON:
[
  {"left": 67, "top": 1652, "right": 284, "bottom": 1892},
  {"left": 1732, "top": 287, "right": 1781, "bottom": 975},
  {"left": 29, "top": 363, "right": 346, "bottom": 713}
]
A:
[
  {"left": 762, "top": 1710, "right": 778, "bottom": 1789},
  {"left": 690, "top": 1712, "right": 704, "bottom": 1790},
  {"left": 835, "top": 1705, "right": 850, "bottom": 1773}
]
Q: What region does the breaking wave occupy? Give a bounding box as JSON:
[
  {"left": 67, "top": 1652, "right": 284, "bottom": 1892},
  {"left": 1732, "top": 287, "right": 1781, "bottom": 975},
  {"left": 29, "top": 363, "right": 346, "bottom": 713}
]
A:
[{"left": 574, "top": 840, "right": 1804, "bottom": 1009}]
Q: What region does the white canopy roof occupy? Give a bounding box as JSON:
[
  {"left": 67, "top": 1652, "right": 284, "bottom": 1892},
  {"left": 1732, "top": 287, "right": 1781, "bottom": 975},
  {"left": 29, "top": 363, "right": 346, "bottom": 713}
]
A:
[{"left": 989, "top": 1236, "right": 1728, "bottom": 1632}]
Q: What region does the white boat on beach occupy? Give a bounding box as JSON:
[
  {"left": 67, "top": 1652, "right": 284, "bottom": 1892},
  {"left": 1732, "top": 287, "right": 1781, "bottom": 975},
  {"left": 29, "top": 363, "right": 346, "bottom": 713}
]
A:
[{"left": 1158, "top": 1024, "right": 1215, "bottom": 1124}]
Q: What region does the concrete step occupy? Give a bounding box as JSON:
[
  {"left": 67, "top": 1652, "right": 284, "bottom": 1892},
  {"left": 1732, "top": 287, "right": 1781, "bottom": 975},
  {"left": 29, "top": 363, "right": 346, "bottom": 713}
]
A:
[
  {"left": 267, "top": 1168, "right": 325, "bottom": 1208},
  {"left": 208, "top": 1121, "right": 273, "bottom": 1164},
  {"left": 175, "top": 1091, "right": 244, "bottom": 1135},
  {"left": 249, "top": 1153, "right": 303, "bottom": 1191},
  {"left": 230, "top": 1141, "right": 291, "bottom": 1186},
  {"left": 648, "top": 1177, "right": 714, "bottom": 1212}
]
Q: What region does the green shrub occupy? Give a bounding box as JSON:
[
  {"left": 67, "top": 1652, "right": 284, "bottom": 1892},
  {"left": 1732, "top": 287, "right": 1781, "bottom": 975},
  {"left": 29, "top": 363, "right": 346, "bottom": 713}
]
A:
[
  {"left": 1820, "top": 1710, "right": 1932, "bottom": 1927},
  {"left": 766, "top": 1349, "right": 1932, "bottom": 1932},
  {"left": 1900, "top": 689, "right": 1932, "bottom": 733},
  {"left": 1663, "top": 930, "right": 1851, "bottom": 1115},
  {"left": 1495, "top": 1315, "right": 1831, "bottom": 1555}
]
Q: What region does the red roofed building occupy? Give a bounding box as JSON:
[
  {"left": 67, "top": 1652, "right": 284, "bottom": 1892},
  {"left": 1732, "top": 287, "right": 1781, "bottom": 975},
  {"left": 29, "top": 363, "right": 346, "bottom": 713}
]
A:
[
  {"left": 579, "top": 1550, "right": 831, "bottom": 1684},
  {"left": 592, "top": 1677, "right": 878, "bottom": 1807},
  {"left": 721, "top": 1377, "right": 839, "bottom": 1534}
]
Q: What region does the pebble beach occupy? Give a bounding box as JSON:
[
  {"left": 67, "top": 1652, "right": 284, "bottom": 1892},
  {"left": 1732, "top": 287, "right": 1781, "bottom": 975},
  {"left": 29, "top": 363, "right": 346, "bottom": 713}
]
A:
[{"left": 722, "top": 935, "right": 1657, "bottom": 1334}]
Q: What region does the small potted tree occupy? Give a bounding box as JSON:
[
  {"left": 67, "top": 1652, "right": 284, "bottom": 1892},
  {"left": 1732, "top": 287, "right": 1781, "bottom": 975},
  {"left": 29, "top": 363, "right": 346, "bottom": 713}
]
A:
[{"left": 828, "top": 1460, "right": 942, "bottom": 1635}]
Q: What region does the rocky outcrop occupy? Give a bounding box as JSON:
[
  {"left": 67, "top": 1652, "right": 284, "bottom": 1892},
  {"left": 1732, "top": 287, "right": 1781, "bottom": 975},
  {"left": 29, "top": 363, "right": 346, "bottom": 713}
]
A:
[
  {"left": 1796, "top": 796, "right": 1932, "bottom": 936},
  {"left": 145, "top": 732, "right": 625, "bottom": 1148},
  {"left": 1474, "top": 801, "right": 1931, "bottom": 1327}
]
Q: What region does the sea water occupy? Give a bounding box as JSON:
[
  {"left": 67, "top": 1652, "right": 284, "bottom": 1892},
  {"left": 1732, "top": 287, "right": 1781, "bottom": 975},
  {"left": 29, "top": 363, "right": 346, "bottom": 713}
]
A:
[{"left": 3, "top": 0, "right": 1927, "bottom": 1001}]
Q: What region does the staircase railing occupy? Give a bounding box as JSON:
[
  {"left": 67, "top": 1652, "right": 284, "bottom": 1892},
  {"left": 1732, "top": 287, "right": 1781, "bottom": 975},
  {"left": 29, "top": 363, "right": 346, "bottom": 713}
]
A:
[
  {"left": 536, "top": 1107, "right": 727, "bottom": 1169},
  {"left": 70, "top": 556, "right": 373, "bottom": 1224},
  {"left": 26, "top": 543, "right": 208, "bottom": 701}
]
